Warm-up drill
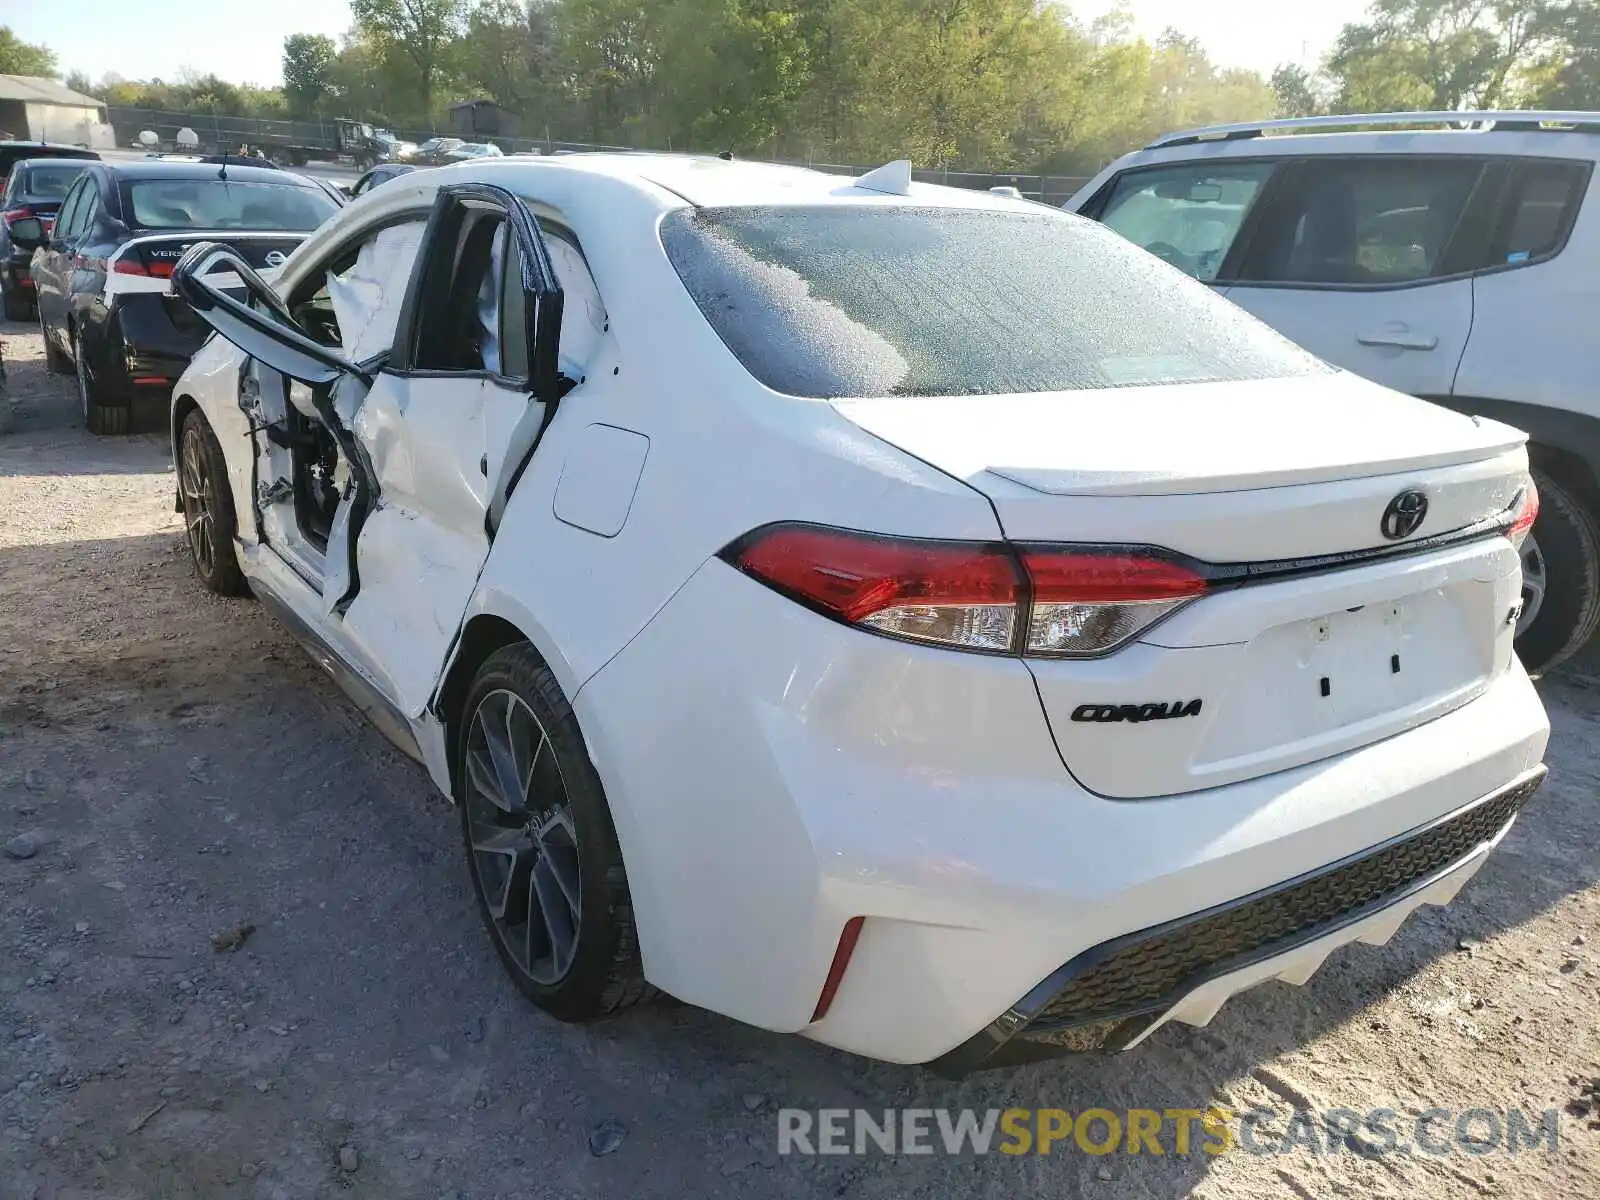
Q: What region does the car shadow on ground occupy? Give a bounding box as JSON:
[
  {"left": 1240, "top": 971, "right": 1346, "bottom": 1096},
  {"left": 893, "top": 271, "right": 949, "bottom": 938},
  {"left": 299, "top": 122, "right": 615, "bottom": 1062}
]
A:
[
  {"left": 2, "top": 315, "right": 171, "bottom": 450},
  {"left": 1, "top": 523, "right": 1596, "bottom": 1197}
]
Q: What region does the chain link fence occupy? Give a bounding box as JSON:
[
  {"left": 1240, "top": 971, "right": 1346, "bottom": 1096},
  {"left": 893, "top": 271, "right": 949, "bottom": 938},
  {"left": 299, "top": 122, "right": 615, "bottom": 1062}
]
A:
[{"left": 106, "top": 106, "right": 1092, "bottom": 206}]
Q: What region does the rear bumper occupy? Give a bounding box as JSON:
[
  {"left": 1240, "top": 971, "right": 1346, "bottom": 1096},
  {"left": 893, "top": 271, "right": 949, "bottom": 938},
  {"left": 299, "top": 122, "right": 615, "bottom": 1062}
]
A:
[
  {"left": 94, "top": 296, "right": 207, "bottom": 397},
  {"left": 576, "top": 559, "right": 1550, "bottom": 1067},
  {"left": 930, "top": 765, "right": 1544, "bottom": 1075}
]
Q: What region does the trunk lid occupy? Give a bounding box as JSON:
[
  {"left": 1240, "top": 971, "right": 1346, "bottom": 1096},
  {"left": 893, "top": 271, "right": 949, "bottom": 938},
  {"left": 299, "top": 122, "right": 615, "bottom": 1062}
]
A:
[
  {"left": 831, "top": 372, "right": 1530, "bottom": 797},
  {"left": 110, "top": 234, "right": 306, "bottom": 334},
  {"left": 125, "top": 233, "right": 304, "bottom": 280}
]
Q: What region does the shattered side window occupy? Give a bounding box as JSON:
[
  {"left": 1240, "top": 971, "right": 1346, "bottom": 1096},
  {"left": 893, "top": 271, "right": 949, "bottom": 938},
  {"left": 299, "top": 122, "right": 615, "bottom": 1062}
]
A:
[{"left": 324, "top": 220, "right": 429, "bottom": 362}]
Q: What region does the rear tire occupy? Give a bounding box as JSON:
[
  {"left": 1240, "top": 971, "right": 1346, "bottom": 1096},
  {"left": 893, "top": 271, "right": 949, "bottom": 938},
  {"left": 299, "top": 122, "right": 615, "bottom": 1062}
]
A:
[
  {"left": 40, "top": 312, "right": 71, "bottom": 374},
  {"left": 457, "top": 644, "right": 653, "bottom": 1022},
  {"left": 178, "top": 409, "right": 248, "bottom": 596},
  {"left": 74, "top": 333, "right": 128, "bottom": 436},
  {"left": 2, "top": 280, "right": 30, "bottom": 322},
  {"left": 1515, "top": 467, "right": 1600, "bottom": 674}
]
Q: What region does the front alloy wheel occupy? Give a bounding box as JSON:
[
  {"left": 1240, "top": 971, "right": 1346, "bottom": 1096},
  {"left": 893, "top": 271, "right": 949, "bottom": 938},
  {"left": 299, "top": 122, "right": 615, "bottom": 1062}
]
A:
[{"left": 177, "top": 410, "right": 248, "bottom": 595}]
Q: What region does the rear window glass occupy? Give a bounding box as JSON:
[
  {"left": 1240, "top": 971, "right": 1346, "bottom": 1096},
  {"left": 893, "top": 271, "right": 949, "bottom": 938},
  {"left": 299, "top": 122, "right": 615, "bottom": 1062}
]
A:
[
  {"left": 1496, "top": 161, "right": 1589, "bottom": 264},
  {"left": 126, "top": 180, "right": 336, "bottom": 232},
  {"left": 661, "top": 206, "right": 1328, "bottom": 398},
  {"left": 16, "top": 163, "right": 87, "bottom": 199}
]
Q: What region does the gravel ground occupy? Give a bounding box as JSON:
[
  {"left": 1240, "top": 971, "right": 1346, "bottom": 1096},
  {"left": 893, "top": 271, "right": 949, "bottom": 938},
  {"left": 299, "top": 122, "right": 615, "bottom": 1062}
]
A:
[{"left": 1, "top": 318, "right": 1597, "bottom": 1200}]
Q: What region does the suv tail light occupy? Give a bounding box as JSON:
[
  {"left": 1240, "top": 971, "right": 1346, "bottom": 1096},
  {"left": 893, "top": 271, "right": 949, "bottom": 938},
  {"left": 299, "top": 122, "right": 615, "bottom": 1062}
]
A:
[
  {"left": 3, "top": 206, "right": 33, "bottom": 224},
  {"left": 1507, "top": 481, "right": 1539, "bottom": 549},
  {"left": 724, "top": 525, "right": 1206, "bottom": 658}
]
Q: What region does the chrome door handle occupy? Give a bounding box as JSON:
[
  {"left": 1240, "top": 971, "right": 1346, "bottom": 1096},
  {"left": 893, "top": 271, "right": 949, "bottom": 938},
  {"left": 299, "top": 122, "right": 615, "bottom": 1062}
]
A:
[{"left": 1357, "top": 329, "right": 1439, "bottom": 351}]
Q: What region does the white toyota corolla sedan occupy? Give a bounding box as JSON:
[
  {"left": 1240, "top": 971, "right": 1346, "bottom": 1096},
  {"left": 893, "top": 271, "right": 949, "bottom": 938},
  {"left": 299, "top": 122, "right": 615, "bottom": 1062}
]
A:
[{"left": 167, "top": 153, "right": 1549, "bottom": 1074}]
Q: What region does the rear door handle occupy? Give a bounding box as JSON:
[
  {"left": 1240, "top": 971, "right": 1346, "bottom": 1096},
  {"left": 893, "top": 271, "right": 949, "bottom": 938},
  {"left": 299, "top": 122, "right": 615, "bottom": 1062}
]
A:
[{"left": 1357, "top": 327, "right": 1439, "bottom": 351}]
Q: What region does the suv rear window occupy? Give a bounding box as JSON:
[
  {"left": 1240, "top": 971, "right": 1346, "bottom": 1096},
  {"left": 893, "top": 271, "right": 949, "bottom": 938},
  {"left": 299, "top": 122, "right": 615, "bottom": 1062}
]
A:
[
  {"left": 1494, "top": 160, "right": 1590, "bottom": 265},
  {"left": 661, "top": 206, "right": 1327, "bottom": 399},
  {"left": 126, "top": 180, "right": 336, "bottom": 231}
]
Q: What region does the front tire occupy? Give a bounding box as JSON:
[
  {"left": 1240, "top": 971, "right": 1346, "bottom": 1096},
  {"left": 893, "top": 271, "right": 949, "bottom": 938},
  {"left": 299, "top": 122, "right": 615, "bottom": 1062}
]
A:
[
  {"left": 457, "top": 645, "right": 652, "bottom": 1022},
  {"left": 178, "top": 409, "right": 248, "bottom": 595},
  {"left": 74, "top": 333, "right": 129, "bottom": 435},
  {"left": 1515, "top": 467, "right": 1600, "bottom": 674}
]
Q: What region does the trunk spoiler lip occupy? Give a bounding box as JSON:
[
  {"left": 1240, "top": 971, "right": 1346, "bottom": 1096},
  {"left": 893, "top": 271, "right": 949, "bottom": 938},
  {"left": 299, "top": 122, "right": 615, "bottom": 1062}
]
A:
[{"left": 1009, "top": 501, "right": 1526, "bottom": 593}]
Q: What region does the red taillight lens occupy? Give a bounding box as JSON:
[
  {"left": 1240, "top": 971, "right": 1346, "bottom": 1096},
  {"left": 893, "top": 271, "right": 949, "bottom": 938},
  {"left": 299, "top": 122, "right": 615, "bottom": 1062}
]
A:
[
  {"left": 1508, "top": 481, "right": 1539, "bottom": 549},
  {"left": 731, "top": 525, "right": 1023, "bottom": 652},
  {"left": 3, "top": 206, "right": 33, "bottom": 223},
  {"left": 113, "top": 258, "right": 172, "bottom": 277},
  {"left": 727, "top": 525, "right": 1206, "bottom": 657}
]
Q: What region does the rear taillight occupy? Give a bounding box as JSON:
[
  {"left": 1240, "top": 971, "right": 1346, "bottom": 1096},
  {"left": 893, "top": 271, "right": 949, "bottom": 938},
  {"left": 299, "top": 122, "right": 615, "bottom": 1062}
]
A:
[
  {"left": 3, "top": 206, "right": 33, "bottom": 224},
  {"left": 730, "top": 525, "right": 1023, "bottom": 653},
  {"left": 725, "top": 525, "right": 1205, "bottom": 657},
  {"left": 1507, "top": 481, "right": 1539, "bottom": 550},
  {"left": 113, "top": 259, "right": 172, "bottom": 278}
]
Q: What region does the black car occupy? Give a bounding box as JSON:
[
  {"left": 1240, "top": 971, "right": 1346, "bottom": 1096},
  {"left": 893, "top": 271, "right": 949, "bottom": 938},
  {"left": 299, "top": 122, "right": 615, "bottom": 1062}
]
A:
[
  {"left": 17, "top": 160, "right": 339, "bottom": 434},
  {"left": 0, "top": 140, "right": 98, "bottom": 180},
  {"left": 2, "top": 156, "right": 96, "bottom": 319},
  {"left": 350, "top": 162, "right": 415, "bottom": 196}
]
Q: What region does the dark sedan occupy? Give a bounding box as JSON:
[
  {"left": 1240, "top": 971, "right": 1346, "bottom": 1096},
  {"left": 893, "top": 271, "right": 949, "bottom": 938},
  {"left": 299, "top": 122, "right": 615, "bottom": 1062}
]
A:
[
  {"left": 2, "top": 157, "right": 95, "bottom": 319},
  {"left": 17, "top": 160, "right": 338, "bottom": 433}
]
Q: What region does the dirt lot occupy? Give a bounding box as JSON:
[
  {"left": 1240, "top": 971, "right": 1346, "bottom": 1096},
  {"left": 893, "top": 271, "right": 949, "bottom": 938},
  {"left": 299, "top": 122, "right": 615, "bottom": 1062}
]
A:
[{"left": 1, "top": 318, "right": 1597, "bottom": 1200}]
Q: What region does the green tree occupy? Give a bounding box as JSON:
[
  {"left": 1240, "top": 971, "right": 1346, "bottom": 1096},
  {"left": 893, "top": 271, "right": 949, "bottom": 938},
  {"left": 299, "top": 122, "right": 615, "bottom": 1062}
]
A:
[
  {"left": 283, "top": 33, "right": 338, "bottom": 118},
  {"left": 1271, "top": 63, "right": 1326, "bottom": 116},
  {"left": 0, "top": 26, "right": 58, "bottom": 77},
  {"left": 1325, "top": 0, "right": 1552, "bottom": 112},
  {"left": 64, "top": 70, "right": 103, "bottom": 98},
  {"left": 351, "top": 0, "right": 470, "bottom": 117},
  {"left": 1526, "top": 1, "right": 1600, "bottom": 108}
]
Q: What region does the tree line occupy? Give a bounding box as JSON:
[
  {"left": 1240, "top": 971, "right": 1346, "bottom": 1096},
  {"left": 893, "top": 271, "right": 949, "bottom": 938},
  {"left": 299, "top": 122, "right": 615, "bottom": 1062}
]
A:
[{"left": 6, "top": 1, "right": 1600, "bottom": 175}]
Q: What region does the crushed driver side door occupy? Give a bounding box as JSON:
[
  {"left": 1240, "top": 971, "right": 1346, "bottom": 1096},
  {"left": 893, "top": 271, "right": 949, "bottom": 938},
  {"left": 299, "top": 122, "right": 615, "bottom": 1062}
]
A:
[{"left": 173, "top": 183, "right": 568, "bottom": 719}]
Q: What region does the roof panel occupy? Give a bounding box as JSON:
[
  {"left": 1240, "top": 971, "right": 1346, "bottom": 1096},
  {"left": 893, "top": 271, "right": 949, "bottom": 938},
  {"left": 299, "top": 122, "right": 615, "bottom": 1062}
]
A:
[{"left": 0, "top": 74, "right": 105, "bottom": 108}]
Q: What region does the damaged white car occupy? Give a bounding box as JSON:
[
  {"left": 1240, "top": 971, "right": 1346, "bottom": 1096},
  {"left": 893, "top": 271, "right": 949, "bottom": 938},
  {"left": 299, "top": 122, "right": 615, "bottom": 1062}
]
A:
[{"left": 168, "top": 155, "right": 1549, "bottom": 1073}]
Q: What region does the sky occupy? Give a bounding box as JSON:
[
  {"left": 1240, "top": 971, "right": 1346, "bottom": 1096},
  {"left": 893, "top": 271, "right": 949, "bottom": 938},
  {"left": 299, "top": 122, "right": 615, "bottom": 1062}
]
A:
[{"left": 11, "top": 0, "right": 1374, "bottom": 88}]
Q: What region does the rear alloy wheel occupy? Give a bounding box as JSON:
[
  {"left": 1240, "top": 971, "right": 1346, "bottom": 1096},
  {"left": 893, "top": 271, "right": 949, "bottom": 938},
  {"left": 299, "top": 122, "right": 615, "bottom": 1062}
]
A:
[
  {"left": 74, "top": 333, "right": 129, "bottom": 436},
  {"left": 178, "top": 409, "right": 248, "bottom": 596},
  {"left": 458, "top": 645, "right": 652, "bottom": 1021},
  {"left": 1514, "top": 467, "right": 1600, "bottom": 674}
]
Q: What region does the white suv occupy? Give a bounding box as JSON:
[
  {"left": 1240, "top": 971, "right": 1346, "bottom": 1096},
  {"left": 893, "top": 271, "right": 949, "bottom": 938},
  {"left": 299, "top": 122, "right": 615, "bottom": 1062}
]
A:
[{"left": 1068, "top": 111, "right": 1600, "bottom": 674}]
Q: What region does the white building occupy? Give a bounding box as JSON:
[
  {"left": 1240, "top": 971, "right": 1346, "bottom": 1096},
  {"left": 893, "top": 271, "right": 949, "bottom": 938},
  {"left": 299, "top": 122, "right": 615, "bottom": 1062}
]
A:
[{"left": 0, "top": 75, "right": 112, "bottom": 148}]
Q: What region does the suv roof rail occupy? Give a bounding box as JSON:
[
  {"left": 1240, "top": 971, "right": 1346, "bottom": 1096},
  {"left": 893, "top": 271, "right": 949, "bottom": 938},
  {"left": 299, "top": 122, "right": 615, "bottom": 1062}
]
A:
[{"left": 1148, "top": 110, "right": 1600, "bottom": 149}]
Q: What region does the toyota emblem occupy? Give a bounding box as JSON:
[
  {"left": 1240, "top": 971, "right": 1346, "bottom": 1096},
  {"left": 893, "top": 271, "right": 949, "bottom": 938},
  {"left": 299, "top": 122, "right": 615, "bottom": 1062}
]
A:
[
  {"left": 264, "top": 250, "right": 288, "bottom": 268},
  {"left": 1380, "top": 489, "right": 1429, "bottom": 540}
]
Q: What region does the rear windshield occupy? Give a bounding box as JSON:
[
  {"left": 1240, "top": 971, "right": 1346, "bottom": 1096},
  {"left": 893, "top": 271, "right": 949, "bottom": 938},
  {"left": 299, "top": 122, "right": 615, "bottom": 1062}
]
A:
[
  {"left": 126, "top": 180, "right": 336, "bottom": 232},
  {"left": 16, "top": 163, "right": 87, "bottom": 200},
  {"left": 660, "top": 206, "right": 1329, "bottom": 398}
]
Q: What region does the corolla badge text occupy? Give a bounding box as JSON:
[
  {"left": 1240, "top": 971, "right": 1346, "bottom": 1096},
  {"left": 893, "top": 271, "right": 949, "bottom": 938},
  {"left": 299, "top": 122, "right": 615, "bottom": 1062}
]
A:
[{"left": 1070, "top": 700, "right": 1203, "bottom": 724}]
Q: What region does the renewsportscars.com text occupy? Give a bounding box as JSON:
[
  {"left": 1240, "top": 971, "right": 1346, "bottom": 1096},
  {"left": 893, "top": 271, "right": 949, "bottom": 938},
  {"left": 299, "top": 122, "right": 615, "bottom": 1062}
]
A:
[{"left": 776, "top": 1106, "right": 1562, "bottom": 1158}]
